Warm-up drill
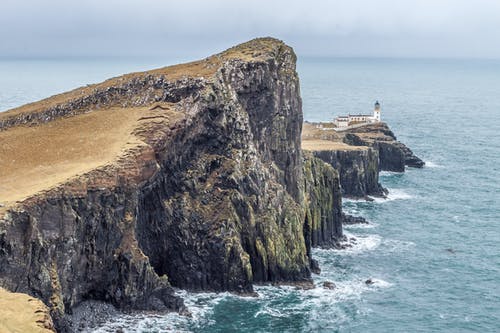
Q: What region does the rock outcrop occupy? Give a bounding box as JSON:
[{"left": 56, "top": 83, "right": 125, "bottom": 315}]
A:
[
  {"left": 312, "top": 148, "right": 386, "bottom": 198},
  {"left": 341, "top": 213, "right": 368, "bottom": 225},
  {"left": 303, "top": 152, "right": 343, "bottom": 249},
  {"left": 0, "top": 38, "right": 343, "bottom": 331},
  {"left": 344, "top": 122, "right": 425, "bottom": 171},
  {"left": 301, "top": 122, "right": 423, "bottom": 198}
]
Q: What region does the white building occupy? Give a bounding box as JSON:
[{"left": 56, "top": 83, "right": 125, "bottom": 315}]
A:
[{"left": 334, "top": 101, "right": 381, "bottom": 128}]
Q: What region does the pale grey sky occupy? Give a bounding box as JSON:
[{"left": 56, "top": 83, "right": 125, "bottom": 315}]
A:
[{"left": 2, "top": 0, "right": 500, "bottom": 59}]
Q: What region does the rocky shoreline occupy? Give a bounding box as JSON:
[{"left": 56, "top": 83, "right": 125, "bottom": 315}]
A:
[
  {"left": 0, "top": 38, "right": 422, "bottom": 332},
  {"left": 342, "top": 213, "right": 369, "bottom": 225},
  {"left": 302, "top": 121, "right": 424, "bottom": 198}
]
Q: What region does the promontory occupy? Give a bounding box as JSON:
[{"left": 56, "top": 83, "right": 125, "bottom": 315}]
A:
[{"left": 0, "top": 37, "right": 422, "bottom": 332}]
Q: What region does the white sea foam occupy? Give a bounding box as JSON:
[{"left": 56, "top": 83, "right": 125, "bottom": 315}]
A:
[
  {"left": 304, "top": 279, "right": 367, "bottom": 302},
  {"left": 177, "top": 290, "right": 230, "bottom": 321},
  {"left": 425, "top": 160, "right": 444, "bottom": 168},
  {"left": 257, "top": 280, "right": 380, "bottom": 316},
  {"left": 370, "top": 188, "right": 413, "bottom": 203},
  {"left": 343, "top": 234, "right": 382, "bottom": 255},
  {"left": 345, "top": 188, "right": 413, "bottom": 203},
  {"left": 379, "top": 170, "right": 402, "bottom": 177},
  {"left": 303, "top": 276, "right": 393, "bottom": 305},
  {"left": 92, "top": 312, "right": 193, "bottom": 333},
  {"left": 381, "top": 238, "right": 416, "bottom": 253},
  {"left": 93, "top": 272, "right": 393, "bottom": 332},
  {"left": 344, "top": 222, "right": 378, "bottom": 229},
  {"left": 93, "top": 231, "right": 390, "bottom": 332},
  {"left": 342, "top": 197, "right": 364, "bottom": 203},
  {"left": 314, "top": 232, "right": 382, "bottom": 256},
  {"left": 254, "top": 307, "right": 287, "bottom": 318},
  {"left": 92, "top": 290, "right": 234, "bottom": 333},
  {"left": 342, "top": 206, "right": 361, "bottom": 215},
  {"left": 367, "top": 278, "right": 393, "bottom": 288}
]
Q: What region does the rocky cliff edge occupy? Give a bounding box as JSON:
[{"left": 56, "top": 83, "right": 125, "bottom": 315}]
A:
[
  {"left": 302, "top": 122, "right": 424, "bottom": 198},
  {"left": 0, "top": 38, "right": 343, "bottom": 331}
]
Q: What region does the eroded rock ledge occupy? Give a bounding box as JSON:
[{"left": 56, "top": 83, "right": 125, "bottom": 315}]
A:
[
  {"left": 343, "top": 122, "right": 425, "bottom": 171},
  {"left": 302, "top": 122, "right": 423, "bottom": 198},
  {"left": 0, "top": 38, "right": 343, "bottom": 331}
]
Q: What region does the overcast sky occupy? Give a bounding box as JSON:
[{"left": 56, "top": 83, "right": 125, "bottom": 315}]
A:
[{"left": 2, "top": 0, "right": 500, "bottom": 59}]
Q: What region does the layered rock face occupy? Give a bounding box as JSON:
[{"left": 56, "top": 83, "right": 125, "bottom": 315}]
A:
[
  {"left": 134, "top": 44, "right": 310, "bottom": 291},
  {"left": 303, "top": 152, "right": 343, "bottom": 249},
  {"left": 0, "top": 38, "right": 343, "bottom": 331},
  {"left": 344, "top": 122, "right": 425, "bottom": 171},
  {"left": 302, "top": 122, "right": 423, "bottom": 198},
  {"left": 312, "top": 148, "right": 385, "bottom": 198}
]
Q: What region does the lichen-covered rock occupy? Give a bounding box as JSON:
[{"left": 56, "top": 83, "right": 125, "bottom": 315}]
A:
[
  {"left": 312, "top": 148, "right": 386, "bottom": 198},
  {"left": 0, "top": 38, "right": 342, "bottom": 331},
  {"left": 342, "top": 213, "right": 368, "bottom": 225},
  {"left": 344, "top": 122, "right": 424, "bottom": 170},
  {"left": 134, "top": 39, "right": 310, "bottom": 292},
  {"left": 302, "top": 121, "right": 423, "bottom": 197},
  {"left": 0, "top": 187, "right": 185, "bottom": 332},
  {"left": 301, "top": 123, "right": 387, "bottom": 198},
  {"left": 303, "top": 152, "right": 343, "bottom": 249}
]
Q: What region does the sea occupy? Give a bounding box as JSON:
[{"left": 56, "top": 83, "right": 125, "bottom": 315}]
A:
[{"left": 1, "top": 56, "right": 499, "bottom": 332}]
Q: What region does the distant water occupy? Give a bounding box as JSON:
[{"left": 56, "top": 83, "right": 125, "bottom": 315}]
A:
[{"left": 1, "top": 56, "right": 500, "bottom": 332}]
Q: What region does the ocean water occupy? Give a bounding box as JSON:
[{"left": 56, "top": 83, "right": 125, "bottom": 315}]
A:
[{"left": 1, "top": 56, "right": 500, "bottom": 332}]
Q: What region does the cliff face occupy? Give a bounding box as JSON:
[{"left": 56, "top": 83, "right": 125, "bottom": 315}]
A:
[
  {"left": 302, "top": 122, "right": 423, "bottom": 198},
  {"left": 134, "top": 44, "right": 309, "bottom": 292},
  {"left": 311, "top": 148, "right": 385, "bottom": 198},
  {"left": 0, "top": 38, "right": 343, "bottom": 331},
  {"left": 344, "top": 122, "right": 425, "bottom": 171},
  {"left": 303, "top": 152, "right": 343, "bottom": 249}
]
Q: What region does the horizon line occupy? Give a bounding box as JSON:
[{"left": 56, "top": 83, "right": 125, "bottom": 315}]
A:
[{"left": 1, "top": 54, "right": 500, "bottom": 62}]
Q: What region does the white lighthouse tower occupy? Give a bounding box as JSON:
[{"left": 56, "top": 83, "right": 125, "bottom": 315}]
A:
[{"left": 373, "top": 101, "right": 381, "bottom": 122}]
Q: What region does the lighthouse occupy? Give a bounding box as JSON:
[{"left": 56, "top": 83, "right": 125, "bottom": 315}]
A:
[
  {"left": 334, "top": 101, "right": 382, "bottom": 129},
  {"left": 373, "top": 101, "right": 381, "bottom": 122}
]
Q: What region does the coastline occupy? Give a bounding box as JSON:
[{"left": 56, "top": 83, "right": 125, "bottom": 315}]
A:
[
  {"left": 302, "top": 121, "right": 424, "bottom": 199},
  {"left": 0, "top": 39, "right": 424, "bottom": 332}
]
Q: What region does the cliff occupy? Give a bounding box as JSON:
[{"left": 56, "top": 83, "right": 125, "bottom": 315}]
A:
[
  {"left": 302, "top": 124, "right": 385, "bottom": 197},
  {"left": 343, "top": 122, "right": 425, "bottom": 171},
  {"left": 0, "top": 38, "right": 342, "bottom": 331},
  {"left": 303, "top": 152, "right": 343, "bottom": 249},
  {"left": 302, "top": 122, "right": 423, "bottom": 198},
  {"left": 311, "top": 148, "right": 384, "bottom": 198}
]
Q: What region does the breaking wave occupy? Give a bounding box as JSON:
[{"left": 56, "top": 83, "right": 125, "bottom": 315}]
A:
[
  {"left": 425, "top": 161, "right": 444, "bottom": 168},
  {"left": 370, "top": 188, "right": 413, "bottom": 203}
]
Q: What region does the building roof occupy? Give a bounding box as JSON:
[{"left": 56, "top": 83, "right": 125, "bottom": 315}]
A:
[{"left": 348, "top": 114, "right": 372, "bottom": 117}]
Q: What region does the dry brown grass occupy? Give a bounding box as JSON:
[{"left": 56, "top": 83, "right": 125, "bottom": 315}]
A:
[
  {"left": 301, "top": 123, "right": 340, "bottom": 141},
  {"left": 0, "top": 59, "right": 216, "bottom": 124},
  {"left": 0, "top": 107, "right": 146, "bottom": 207},
  {"left": 0, "top": 37, "right": 285, "bottom": 213},
  {"left": 301, "top": 122, "right": 367, "bottom": 151},
  {"left": 0, "top": 288, "right": 54, "bottom": 333},
  {"left": 0, "top": 38, "right": 283, "bottom": 125},
  {"left": 301, "top": 140, "right": 367, "bottom": 151}
]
